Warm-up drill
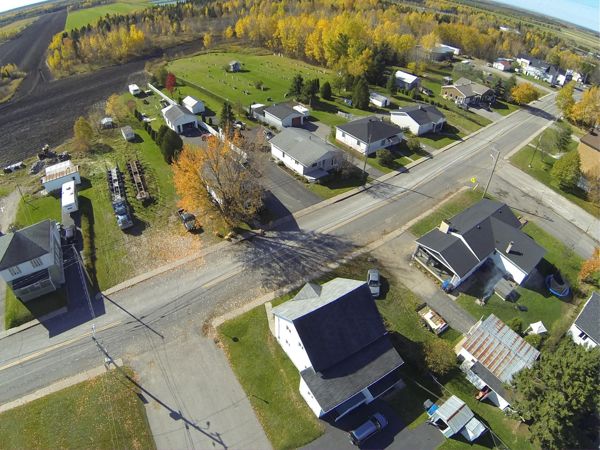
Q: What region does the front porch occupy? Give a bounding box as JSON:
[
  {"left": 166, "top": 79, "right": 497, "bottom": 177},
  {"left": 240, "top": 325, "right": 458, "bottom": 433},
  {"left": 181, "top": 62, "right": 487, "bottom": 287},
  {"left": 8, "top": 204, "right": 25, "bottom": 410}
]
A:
[{"left": 413, "top": 246, "right": 455, "bottom": 285}]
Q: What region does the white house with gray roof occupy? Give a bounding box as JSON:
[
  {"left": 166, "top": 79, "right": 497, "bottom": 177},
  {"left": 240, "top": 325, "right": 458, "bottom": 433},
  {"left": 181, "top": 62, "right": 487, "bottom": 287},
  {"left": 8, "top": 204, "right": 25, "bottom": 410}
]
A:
[
  {"left": 161, "top": 104, "right": 198, "bottom": 134},
  {"left": 269, "top": 278, "right": 404, "bottom": 420},
  {"left": 458, "top": 314, "right": 540, "bottom": 410},
  {"left": 427, "top": 396, "right": 487, "bottom": 442},
  {"left": 270, "top": 128, "right": 340, "bottom": 181},
  {"left": 568, "top": 292, "right": 599, "bottom": 349},
  {"left": 336, "top": 116, "right": 404, "bottom": 155},
  {"left": 0, "top": 220, "right": 65, "bottom": 302},
  {"left": 394, "top": 70, "right": 420, "bottom": 90},
  {"left": 391, "top": 104, "right": 446, "bottom": 136},
  {"left": 414, "top": 199, "right": 545, "bottom": 289}
]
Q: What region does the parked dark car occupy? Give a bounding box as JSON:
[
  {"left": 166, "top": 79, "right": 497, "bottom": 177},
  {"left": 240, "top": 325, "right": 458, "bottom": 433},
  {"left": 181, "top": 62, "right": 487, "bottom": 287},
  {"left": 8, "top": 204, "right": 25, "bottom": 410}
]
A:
[
  {"left": 178, "top": 208, "right": 197, "bottom": 232},
  {"left": 349, "top": 413, "right": 388, "bottom": 446}
]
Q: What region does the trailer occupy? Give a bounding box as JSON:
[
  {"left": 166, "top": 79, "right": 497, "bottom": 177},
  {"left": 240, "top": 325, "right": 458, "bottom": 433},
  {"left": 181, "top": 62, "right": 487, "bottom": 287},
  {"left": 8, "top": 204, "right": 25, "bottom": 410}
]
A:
[
  {"left": 107, "top": 167, "right": 134, "bottom": 230},
  {"left": 61, "top": 180, "right": 78, "bottom": 213},
  {"left": 42, "top": 160, "right": 80, "bottom": 193}
]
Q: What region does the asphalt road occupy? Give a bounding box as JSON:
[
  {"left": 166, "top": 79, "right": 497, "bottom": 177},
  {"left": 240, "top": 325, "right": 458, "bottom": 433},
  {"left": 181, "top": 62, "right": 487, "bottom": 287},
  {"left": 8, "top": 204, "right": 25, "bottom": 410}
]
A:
[{"left": 0, "top": 92, "right": 597, "bottom": 447}]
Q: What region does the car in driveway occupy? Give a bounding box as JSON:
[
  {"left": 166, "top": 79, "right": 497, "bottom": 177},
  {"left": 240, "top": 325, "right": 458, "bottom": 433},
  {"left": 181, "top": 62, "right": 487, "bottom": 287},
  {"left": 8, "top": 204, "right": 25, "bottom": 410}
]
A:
[
  {"left": 349, "top": 413, "right": 388, "bottom": 446},
  {"left": 177, "top": 208, "right": 197, "bottom": 232},
  {"left": 367, "top": 269, "right": 381, "bottom": 298}
]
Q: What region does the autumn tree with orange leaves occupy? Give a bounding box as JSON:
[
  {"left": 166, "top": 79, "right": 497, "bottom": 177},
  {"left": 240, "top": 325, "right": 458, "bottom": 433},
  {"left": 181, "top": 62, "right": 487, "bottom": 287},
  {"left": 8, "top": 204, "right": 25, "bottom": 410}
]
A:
[
  {"left": 172, "top": 137, "right": 263, "bottom": 226},
  {"left": 579, "top": 247, "right": 600, "bottom": 287}
]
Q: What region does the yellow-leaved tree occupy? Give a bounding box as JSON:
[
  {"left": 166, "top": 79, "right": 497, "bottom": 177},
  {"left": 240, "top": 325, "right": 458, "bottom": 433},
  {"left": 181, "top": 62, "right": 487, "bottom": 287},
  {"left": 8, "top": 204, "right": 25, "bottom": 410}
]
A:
[
  {"left": 511, "top": 83, "right": 540, "bottom": 105},
  {"left": 172, "top": 138, "right": 264, "bottom": 226}
]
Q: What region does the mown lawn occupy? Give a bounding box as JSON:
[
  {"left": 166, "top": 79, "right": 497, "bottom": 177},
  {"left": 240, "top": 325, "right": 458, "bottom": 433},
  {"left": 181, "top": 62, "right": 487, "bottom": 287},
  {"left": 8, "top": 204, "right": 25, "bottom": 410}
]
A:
[
  {"left": 492, "top": 99, "right": 520, "bottom": 116},
  {"left": 305, "top": 173, "right": 366, "bottom": 199},
  {"left": 4, "top": 287, "right": 67, "bottom": 329},
  {"left": 410, "top": 188, "right": 482, "bottom": 237},
  {"left": 0, "top": 367, "right": 155, "bottom": 450},
  {"left": 510, "top": 143, "right": 599, "bottom": 217},
  {"left": 65, "top": 0, "right": 150, "bottom": 31}
]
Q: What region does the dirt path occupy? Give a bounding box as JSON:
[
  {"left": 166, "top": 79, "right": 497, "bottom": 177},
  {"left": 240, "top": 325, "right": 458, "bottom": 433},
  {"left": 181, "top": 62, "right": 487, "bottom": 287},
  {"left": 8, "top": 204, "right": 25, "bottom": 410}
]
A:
[{"left": 0, "top": 189, "right": 20, "bottom": 233}]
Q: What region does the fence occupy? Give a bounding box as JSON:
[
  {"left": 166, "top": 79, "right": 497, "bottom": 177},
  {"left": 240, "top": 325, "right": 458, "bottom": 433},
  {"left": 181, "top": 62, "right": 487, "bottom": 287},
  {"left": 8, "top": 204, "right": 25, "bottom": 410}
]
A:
[{"left": 146, "top": 83, "right": 176, "bottom": 106}]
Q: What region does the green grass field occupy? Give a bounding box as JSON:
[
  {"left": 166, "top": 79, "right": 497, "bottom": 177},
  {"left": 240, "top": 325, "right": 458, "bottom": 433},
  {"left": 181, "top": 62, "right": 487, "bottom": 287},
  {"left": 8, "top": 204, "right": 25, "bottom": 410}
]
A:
[
  {"left": 0, "top": 367, "right": 155, "bottom": 450},
  {"left": 65, "top": 1, "right": 150, "bottom": 31},
  {"left": 510, "top": 142, "right": 599, "bottom": 217},
  {"left": 4, "top": 287, "right": 67, "bottom": 329}
]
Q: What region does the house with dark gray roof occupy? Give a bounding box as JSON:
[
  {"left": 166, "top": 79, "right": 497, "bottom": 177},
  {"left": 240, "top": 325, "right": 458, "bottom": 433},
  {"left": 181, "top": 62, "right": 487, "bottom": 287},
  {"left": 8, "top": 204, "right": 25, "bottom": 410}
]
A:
[
  {"left": 441, "top": 77, "right": 495, "bottom": 106},
  {"left": 413, "top": 199, "right": 545, "bottom": 289},
  {"left": 458, "top": 314, "right": 540, "bottom": 410},
  {"left": 390, "top": 104, "right": 446, "bottom": 136},
  {"left": 255, "top": 102, "right": 309, "bottom": 129},
  {"left": 335, "top": 116, "right": 404, "bottom": 155},
  {"left": 269, "top": 128, "right": 340, "bottom": 181},
  {"left": 269, "top": 278, "right": 404, "bottom": 420},
  {"left": 161, "top": 104, "right": 198, "bottom": 134},
  {"left": 0, "top": 220, "right": 65, "bottom": 302},
  {"left": 568, "top": 292, "right": 599, "bottom": 349}
]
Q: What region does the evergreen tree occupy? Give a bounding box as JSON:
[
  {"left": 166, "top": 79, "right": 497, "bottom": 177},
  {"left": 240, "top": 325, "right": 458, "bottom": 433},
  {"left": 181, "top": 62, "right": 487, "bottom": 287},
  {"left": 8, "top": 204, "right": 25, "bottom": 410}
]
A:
[
  {"left": 160, "top": 129, "right": 183, "bottom": 164},
  {"left": 386, "top": 73, "right": 396, "bottom": 95},
  {"left": 220, "top": 101, "right": 234, "bottom": 133},
  {"left": 289, "top": 74, "right": 304, "bottom": 98},
  {"left": 320, "top": 81, "right": 332, "bottom": 100},
  {"left": 352, "top": 77, "right": 370, "bottom": 110}
]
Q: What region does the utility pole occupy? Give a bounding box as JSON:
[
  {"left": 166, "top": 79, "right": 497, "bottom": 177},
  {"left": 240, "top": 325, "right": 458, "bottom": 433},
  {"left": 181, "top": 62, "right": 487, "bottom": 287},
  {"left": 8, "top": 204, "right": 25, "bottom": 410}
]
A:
[
  {"left": 483, "top": 147, "right": 500, "bottom": 199},
  {"left": 528, "top": 132, "right": 543, "bottom": 168},
  {"left": 362, "top": 120, "right": 371, "bottom": 187}
]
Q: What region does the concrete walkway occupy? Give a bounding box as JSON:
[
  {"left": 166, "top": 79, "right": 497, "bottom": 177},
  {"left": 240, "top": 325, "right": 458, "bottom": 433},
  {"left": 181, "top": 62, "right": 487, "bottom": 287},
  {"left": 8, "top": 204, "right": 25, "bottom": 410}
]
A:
[
  {"left": 372, "top": 232, "right": 477, "bottom": 334},
  {"left": 129, "top": 331, "right": 271, "bottom": 450}
]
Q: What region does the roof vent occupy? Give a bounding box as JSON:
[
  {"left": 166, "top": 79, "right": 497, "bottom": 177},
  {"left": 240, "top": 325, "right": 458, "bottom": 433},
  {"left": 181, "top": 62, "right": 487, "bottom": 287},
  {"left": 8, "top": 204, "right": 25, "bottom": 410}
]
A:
[
  {"left": 439, "top": 220, "right": 451, "bottom": 234},
  {"left": 506, "top": 241, "right": 514, "bottom": 254}
]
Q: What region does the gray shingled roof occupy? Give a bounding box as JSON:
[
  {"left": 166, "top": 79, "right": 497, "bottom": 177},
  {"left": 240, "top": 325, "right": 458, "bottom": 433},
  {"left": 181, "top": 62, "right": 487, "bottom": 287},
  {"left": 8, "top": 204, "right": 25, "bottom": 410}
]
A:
[
  {"left": 0, "top": 220, "right": 53, "bottom": 271},
  {"left": 272, "top": 278, "right": 386, "bottom": 372},
  {"left": 336, "top": 116, "right": 403, "bottom": 144},
  {"left": 270, "top": 128, "right": 339, "bottom": 167},
  {"left": 300, "top": 335, "right": 403, "bottom": 413},
  {"left": 463, "top": 314, "right": 540, "bottom": 383},
  {"left": 574, "top": 292, "right": 600, "bottom": 345},
  {"left": 451, "top": 78, "right": 493, "bottom": 98},
  {"left": 162, "top": 104, "right": 195, "bottom": 123},
  {"left": 471, "top": 361, "right": 509, "bottom": 399},
  {"left": 417, "top": 199, "right": 545, "bottom": 277},
  {"left": 396, "top": 105, "right": 445, "bottom": 126},
  {"left": 264, "top": 103, "right": 301, "bottom": 121}
]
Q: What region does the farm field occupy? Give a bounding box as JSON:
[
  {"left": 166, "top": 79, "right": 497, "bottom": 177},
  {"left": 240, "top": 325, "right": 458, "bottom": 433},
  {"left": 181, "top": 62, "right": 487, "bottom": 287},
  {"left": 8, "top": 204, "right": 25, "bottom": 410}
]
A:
[
  {"left": 0, "top": 16, "right": 38, "bottom": 42},
  {"left": 65, "top": 0, "right": 150, "bottom": 31}
]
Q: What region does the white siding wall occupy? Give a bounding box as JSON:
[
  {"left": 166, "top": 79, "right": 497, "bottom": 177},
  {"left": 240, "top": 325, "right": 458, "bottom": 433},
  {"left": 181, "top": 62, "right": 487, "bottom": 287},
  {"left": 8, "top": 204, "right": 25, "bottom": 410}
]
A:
[
  {"left": 274, "top": 316, "right": 312, "bottom": 371},
  {"left": 568, "top": 323, "right": 598, "bottom": 348},
  {"left": 335, "top": 129, "right": 393, "bottom": 155},
  {"left": 263, "top": 112, "right": 284, "bottom": 129},
  {"left": 299, "top": 378, "right": 324, "bottom": 417},
  {"left": 390, "top": 114, "right": 420, "bottom": 135},
  {"left": 0, "top": 252, "right": 55, "bottom": 283},
  {"left": 271, "top": 146, "right": 307, "bottom": 175},
  {"left": 493, "top": 253, "right": 528, "bottom": 284},
  {"left": 43, "top": 172, "right": 81, "bottom": 193}
]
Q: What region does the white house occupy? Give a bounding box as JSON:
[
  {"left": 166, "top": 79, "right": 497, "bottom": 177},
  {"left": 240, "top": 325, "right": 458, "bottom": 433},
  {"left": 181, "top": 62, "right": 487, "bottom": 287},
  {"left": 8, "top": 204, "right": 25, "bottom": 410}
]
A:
[
  {"left": 61, "top": 180, "right": 78, "bottom": 214},
  {"left": 182, "top": 95, "right": 205, "bottom": 114},
  {"left": 414, "top": 199, "right": 546, "bottom": 289},
  {"left": 336, "top": 116, "right": 403, "bottom": 155},
  {"left": 394, "top": 70, "right": 420, "bottom": 90},
  {"left": 390, "top": 105, "right": 446, "bottom": 136},
  {"left": 493, "top": 59, "right": 512, "bottom": 71},
  {"left": 128, "top": 84, "right": 141, "bottom": 96},
  {"left": 121, "top": 126, "right": 135, "bottom": 141},
  {"left": 369, "top": 92, "right": 390, "bottom": 108},
  {"left": 437, "top": 43, "right": 460, "bottom": 55},
  {"left": 270, "top": 278, "right": 405, "bottom": 421},
  {"left": 256, "top": 102, "right": 308, "bottom": 129},
  {"left": 161, "top": 104, "right": 198, "bottom": 134},
  {"left": 41, "top": 161, "right": 80, "bottom": 193},
  {"left": 269, "top": 128, "right": 340, "bottom": 181},
  {"left": 0, "top": 220, "right": 65, "bottom": 302},
  {"left": 427, "top": 396, "right": 487, "bottom": 442},
  {"left": 458, "top": 314, "right": 540, "bottom": 410},
  {"left": 568, "top": 292, "right": 599, "bottom": 348}
]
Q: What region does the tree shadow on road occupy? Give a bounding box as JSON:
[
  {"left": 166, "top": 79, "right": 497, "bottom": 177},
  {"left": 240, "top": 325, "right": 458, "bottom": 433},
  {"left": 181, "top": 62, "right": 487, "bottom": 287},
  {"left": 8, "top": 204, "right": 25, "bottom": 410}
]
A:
[{"left": 236, "top": 230, "right": 357, "bottom": 291}]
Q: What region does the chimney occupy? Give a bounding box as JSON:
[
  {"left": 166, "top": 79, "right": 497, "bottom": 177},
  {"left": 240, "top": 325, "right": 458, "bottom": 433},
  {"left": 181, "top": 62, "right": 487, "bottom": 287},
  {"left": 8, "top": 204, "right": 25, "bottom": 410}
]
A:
[
  {"left": 439, "top": 220, "right": 451, "bottom": 234},
  {"left": 506, "top": 241, "right": 514, "bottom": 254}
]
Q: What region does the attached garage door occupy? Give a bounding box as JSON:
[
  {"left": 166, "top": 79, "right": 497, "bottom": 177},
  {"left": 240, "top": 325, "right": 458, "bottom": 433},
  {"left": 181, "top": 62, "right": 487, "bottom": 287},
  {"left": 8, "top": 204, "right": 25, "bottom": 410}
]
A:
[
  {"left": 292, "top": 116, "right": 302, "bottom": 127},
  {"left": 182, "top": 121, "right": 196, "bottom": 130}
]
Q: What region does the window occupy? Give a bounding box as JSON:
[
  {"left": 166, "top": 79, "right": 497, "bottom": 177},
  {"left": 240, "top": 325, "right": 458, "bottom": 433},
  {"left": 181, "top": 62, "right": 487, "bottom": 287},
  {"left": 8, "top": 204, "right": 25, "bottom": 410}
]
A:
[
  {"left": 579, "top": 331, "right": 588, "bottom": 340},
  {"left": 341, "top": 132, "right": 346, "bottom": 138},
  {"left": 381, "top": 139, "right": 385, "bottom": 146},
  {"left": 31, "top": 258, "right": 43, "bottom": 268},
  {"left": 356, "top": 139, "right": 360, "bottom": 145},
  {"left": 312, "top": 163, "right": 317, "bottom": 167},
  {"left": 8, "top": 266, "right": 21, "bottom": 276}
]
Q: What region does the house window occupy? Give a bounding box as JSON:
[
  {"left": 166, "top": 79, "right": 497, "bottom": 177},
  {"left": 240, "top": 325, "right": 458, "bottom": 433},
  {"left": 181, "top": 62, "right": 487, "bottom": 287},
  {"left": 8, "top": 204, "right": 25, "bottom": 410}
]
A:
[
  {"left": 579, "top": 331, "right": 588, "bottom": 340},
  {"left": 8, "top": 266, "right": 21, "bottom": 276},
  {"left": 341, "top": 132, "right": 346, "bottom": 138},
  {"left": 31, "top": 258, "right": 43, "bottom": 268},
  {"left": 380, "top": 139, "right": 385, "bottom": 146},
  {"left": 312, "top": 163, "right": 317, "bottom": 167}
]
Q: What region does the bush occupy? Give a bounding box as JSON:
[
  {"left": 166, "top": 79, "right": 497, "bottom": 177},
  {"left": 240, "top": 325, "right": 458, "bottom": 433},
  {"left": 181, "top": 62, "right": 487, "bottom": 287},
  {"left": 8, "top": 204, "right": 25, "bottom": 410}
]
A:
[
  {"left": 156, "top": 125, "right": 169, "bottom": 145},
  {"left": 407, "top": 137, "right": 421, "bottom": 153},
  {"left": 423, "top": 339, "right": 456, "bottom": 376},
  {"left": 508, "top": 317, "right": 524, "bottom": 335},
  {"left": 524, "top": 333, "right": 543, "bottom": 349},
  {"left": 320, "top": 81, "right": 332, "bottom": 100},
  {"left": 376, "top": 149, "right": 395, "bottom": 167}
]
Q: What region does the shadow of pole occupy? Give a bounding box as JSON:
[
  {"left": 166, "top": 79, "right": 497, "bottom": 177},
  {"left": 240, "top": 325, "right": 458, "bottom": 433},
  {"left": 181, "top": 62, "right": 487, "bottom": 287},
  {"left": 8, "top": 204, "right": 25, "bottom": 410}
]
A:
[{"left": 101, "top": 293, "right": 164, "bottom": 339}]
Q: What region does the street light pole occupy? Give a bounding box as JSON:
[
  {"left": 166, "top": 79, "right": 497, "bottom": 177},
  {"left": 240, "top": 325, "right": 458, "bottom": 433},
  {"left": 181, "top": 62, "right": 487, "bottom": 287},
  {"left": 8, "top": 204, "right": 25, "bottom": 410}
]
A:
[
  {"left": 483, "top": 147, "right": 500, "bottom": 199},
  {"left": 528, "top": 132, "right": 543, "bottom": 168}
]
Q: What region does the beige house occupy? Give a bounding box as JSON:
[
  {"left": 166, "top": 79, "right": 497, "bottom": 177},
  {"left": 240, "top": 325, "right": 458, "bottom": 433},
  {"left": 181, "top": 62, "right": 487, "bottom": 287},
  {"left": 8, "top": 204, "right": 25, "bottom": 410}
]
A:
[{"left": 578, "top": 131, "right": 600, "bottom": 177}]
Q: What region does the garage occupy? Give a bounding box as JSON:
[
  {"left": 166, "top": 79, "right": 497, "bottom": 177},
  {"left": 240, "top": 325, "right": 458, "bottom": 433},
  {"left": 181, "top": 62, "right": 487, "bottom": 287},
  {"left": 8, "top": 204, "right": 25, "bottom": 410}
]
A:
[
  {"left": 162, "top": 104, "right": 199, "bottom": 134},
  {"left": 292, "top": 116, "right": 303, "bottom": 127}
]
